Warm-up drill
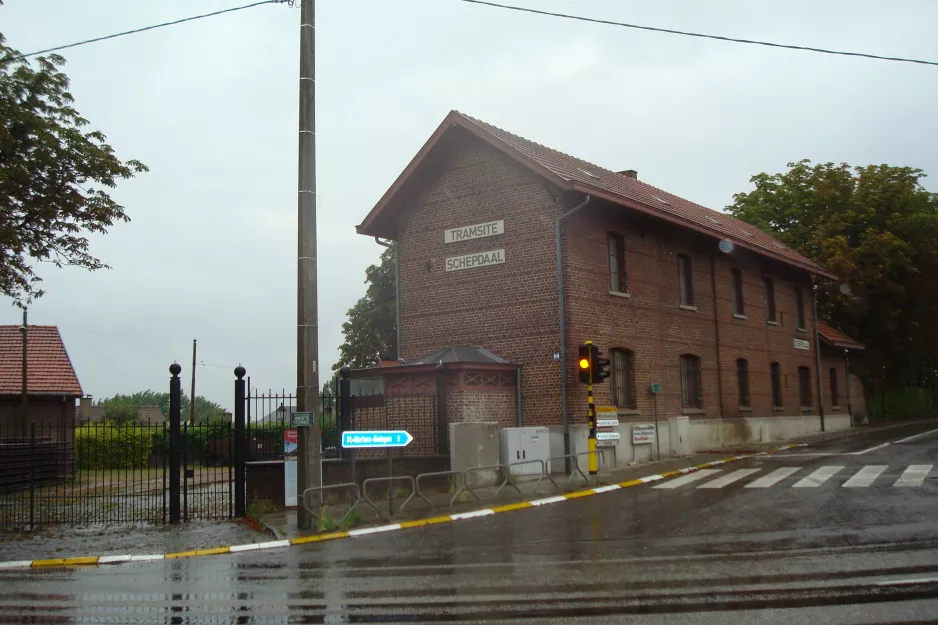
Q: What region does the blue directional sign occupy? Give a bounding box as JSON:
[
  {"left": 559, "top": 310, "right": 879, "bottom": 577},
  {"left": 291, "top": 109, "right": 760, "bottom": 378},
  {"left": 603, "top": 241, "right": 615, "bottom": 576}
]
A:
[{"left": 341, "top": 430, "right": 414, "bottom": 449}]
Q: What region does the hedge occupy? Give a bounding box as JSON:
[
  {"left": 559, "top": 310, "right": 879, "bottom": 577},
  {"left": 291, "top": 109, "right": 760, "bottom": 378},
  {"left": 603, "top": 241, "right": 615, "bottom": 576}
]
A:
[{"left": 76, "top": 424, "right": 155, "bottom": 470}]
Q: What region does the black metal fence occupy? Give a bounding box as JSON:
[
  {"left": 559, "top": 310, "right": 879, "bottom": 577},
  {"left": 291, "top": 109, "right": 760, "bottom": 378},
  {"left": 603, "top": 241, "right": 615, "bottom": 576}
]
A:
[{"left": 246, "top": 391, "right": 341, "bottom": 460}]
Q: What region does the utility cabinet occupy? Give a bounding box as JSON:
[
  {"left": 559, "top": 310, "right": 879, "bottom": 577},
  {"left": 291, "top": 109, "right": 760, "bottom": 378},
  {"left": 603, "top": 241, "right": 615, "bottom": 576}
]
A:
[{"left": 499, "top": 427, "right": 550, "bottom": 475}]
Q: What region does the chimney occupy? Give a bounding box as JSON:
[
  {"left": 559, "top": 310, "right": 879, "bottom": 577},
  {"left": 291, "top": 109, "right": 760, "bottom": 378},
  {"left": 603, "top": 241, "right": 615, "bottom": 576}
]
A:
[{"left": 618, "top": 169, "right": 638, "bottom": 179}]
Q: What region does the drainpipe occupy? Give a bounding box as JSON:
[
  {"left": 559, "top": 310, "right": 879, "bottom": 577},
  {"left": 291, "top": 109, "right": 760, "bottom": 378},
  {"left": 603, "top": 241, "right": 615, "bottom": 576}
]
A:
[
  {"left": 812, "top": 282, "right": 826, "bottom": 432},
  {"left": 556, "top": 195, "right": 591, "bottom": 473},
  {"left": 515, "top": 365, "right": 523, "bottom": 427},
  {"left": 375, "top": 237, "right": 400, "bottom": 360}
]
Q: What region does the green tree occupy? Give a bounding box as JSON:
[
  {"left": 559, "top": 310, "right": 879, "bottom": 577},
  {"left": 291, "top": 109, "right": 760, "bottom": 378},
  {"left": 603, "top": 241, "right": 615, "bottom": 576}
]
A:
[
  {"left": 0, "top": 33, "right": 147, "bottom": 303},
  {"left": 728, "top": 160, "right": 938, "bottom": 389},
  {"left": 99, "top": 398, "right": 140, "bottom": 424},
  {"left": 98, "top": 390, "right": 227, "bottom": 424},
  {"left": 334, "top": 245, "right": 397, "bottom": 371}
]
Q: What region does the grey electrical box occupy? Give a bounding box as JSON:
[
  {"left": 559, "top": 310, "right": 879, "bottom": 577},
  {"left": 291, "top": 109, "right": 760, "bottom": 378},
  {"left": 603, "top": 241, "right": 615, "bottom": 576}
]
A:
[{"left": 499, "top": 427, "right": 550, "bottom": 475}]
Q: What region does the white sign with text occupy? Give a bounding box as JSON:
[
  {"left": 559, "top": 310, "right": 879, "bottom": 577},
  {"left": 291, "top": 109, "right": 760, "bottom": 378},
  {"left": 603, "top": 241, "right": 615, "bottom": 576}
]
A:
[
  {"left": 793, "top": 338, "right": 810, "bottom": 351},
  {"left": 445, "top": 249, "right": 505, "bottom": 272},
  {"left": 632, "top": 424, "right": 656, "bottom": 444},
  {"left": 444, "top": 220, "right": 504, "bottom": 244}
]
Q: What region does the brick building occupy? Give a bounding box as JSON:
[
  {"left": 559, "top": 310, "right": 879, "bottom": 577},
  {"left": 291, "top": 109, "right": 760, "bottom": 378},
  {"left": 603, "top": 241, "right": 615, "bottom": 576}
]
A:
[{"left": 355, "top": 111, "right": 864, "bottom": 457}]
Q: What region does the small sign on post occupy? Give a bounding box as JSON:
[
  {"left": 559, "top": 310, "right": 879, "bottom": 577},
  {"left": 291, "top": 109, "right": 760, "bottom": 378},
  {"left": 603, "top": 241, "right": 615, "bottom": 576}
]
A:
[
  {"left": 650, "top": 382, "right": 661, "bottom": 394},
  {"left": 292, "top": 412, "right": 314, "bottom": 427},
  {"left": 596, "top": 406, "right": 619, "bottom": 447},
  {"left": 341, "top": 430, "right": 414, "bottom": 449}
]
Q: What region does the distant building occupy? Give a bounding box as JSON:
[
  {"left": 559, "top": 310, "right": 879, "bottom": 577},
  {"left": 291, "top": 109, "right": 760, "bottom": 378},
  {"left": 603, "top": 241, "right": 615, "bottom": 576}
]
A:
[{"left": 0, "top": 325, "right": 83, "bottom": 437}]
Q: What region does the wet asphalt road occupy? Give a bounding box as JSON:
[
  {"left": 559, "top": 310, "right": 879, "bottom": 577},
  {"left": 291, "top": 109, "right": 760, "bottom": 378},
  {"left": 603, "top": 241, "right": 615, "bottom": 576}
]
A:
[{"left": 2, "top": 422, "right": 936, "bottom": 624}]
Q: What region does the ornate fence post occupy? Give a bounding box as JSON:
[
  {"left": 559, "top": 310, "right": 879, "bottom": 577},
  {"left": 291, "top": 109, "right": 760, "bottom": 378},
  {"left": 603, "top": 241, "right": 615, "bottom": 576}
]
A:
[
  {"left": 234, "top": 366, "right": 247, "bottom": 518},
  {"left": 169, "top": 363, "right": 182, "bottom": 524}
]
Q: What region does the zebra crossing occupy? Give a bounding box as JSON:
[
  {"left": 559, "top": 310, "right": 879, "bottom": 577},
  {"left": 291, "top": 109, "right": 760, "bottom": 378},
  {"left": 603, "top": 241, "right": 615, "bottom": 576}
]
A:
[{"left": 652, "top": 464, "right": 933, "bottom": 490}]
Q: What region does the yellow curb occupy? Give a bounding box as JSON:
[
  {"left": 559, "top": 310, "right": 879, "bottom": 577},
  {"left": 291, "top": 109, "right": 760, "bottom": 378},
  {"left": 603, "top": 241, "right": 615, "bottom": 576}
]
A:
[
  {"left": 659, "top": 470, "right": 681, "bottom": 478},
  {"left": 62, "top": 557, "right": 99, "bottom": 566},
  {"left": 290, "top": 535, "right": 322, "bottom": 545},
  {"left": 403, "top": 515, "right": 453, "bottom": 528},
  {"left": 164, "top": 550, "right": 198, "bottom": 559},
  {"left": 617, "top": 479, "right": 644, "bottom": 488},
  {"left": 317, "top": 531, "right": 349, "bottom": 541},
  {"left": 563, "top": 490, "right": 595, "bottom": 499},
  {"left": 195, "top": 547, "right": 230, "bottom": 557},
  {"left": 491, "top": 502, "right": 534, "bottom": 513},
  {"left": 31, "top": 558, "right": 66, "bottom": 568}
]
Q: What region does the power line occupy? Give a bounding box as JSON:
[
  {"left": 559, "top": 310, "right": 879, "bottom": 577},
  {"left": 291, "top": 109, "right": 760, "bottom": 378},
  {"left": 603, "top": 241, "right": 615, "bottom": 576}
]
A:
[
  {"left": 19, "top": 0, "right": 287, "bottom": 59},
  {"left": 458, "top": 0, "right": 938, "bottom": 67}
]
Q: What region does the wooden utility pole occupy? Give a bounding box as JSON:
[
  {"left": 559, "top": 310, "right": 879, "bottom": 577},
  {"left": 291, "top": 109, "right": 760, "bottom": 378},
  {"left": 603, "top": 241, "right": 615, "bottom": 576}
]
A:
[
  {"left": 20, "top": 307, "right": 28, "bottom": 438},
  {"left": 190, "top": 339, "right": 197, "bottom": 425},
  {"left": 296, "top": 0, "right": 321, "bottom": 530}
]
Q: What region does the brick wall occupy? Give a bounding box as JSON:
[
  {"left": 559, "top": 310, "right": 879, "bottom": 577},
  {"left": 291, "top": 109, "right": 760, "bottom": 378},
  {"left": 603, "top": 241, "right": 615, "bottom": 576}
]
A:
[
  {"left": 350, "top": 395, "right": 437, "bottom": 457},
  {"left": 394, "top": 129, "right": 566, "bottom": 426},
  {"left": 446, "top": 390, "right": 515, "bottom": 429},
  {"left": 563, "top": 201, "right": 821, "bottom": 421}
]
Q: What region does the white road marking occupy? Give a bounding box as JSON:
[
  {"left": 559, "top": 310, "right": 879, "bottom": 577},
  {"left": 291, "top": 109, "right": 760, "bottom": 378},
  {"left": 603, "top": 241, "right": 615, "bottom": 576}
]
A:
[
  {"left": 348, "top": 524, "right": 401, "bottom": 537},
  {"left": 894, "top": 464, "right": 932, "bottom": 487},
  {"left": 746, "top": 467, "right": 800, "bottom": 488},
  {"left": 698, "top": 469, "right": 761, "bottom": 489},
  {"left": 842, "top": 465, "right": 887, "bottom": 488},
  {"left": 793, "top": 465, "right": 844, "bottom": 488},
  {"left": 653, "top": 469, "right": 721, "bottom": 489},
  {"left": 876, "top": 577, "right": 938, "bottom": 586},
  {"left": 894, "top": 428, "right": 938, "bottom": 444},
  {"left": 450, "top": 509, "right": 494, "bottom": 520},
  {"left": 530, "top": 496, "right": 566, "bottom": 506},
  {"left": 851, "top": 442, "right": 890, "bottom": 455}
]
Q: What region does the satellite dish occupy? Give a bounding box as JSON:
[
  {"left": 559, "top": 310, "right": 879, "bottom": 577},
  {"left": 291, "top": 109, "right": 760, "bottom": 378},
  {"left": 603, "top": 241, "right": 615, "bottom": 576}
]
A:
[
  {"left": 718, "top": 239, "right": 734, "bottom": 254},
  {"left": 839, "top": 283, "right": 852, "bottom": 295}
]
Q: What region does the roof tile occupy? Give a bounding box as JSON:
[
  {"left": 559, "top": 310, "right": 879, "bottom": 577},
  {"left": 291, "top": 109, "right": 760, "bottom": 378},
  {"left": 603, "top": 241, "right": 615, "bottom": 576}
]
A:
[
  {"left": 454, "top": 112, "right": 828, "bottom": 276},
  {"left": 0, "top": 326, "right": 83, "bottom": 396}
]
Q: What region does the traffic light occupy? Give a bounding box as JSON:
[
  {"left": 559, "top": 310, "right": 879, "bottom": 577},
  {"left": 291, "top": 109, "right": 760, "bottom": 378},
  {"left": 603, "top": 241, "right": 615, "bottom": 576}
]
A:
[
  {"left": 592, "top": 347, "right": 611, "bottom": 384},
  {"left": 578, "top": 344, "right": 591, "bottom": 384}
]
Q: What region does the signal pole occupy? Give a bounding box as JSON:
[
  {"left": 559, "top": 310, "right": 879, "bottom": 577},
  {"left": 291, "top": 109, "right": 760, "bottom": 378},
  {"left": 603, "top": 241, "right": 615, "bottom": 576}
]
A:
[
  {"left": 585, "top": 341, "right": 598, "bottom": 475},
  {"left": 296, "top": 0, "right": 321, "bottom": 530}
]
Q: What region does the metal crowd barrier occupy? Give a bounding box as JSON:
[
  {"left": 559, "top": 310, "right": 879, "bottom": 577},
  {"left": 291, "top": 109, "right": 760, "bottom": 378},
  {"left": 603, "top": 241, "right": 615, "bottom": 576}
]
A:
[
  {"left": 496, "top": 458, "right": 557, "bottom": 497},
  {"left": 361, "top": 475, "right": 417, "bottom": 519},
  {"left": 464, "top": 464, "right": 512, "bottom": 501},
  {"left": 415, "top": 470, "right": 473, "bottom": 510},
  {"left": 301, "top": 483, "right": 362, "bottom": 522}
]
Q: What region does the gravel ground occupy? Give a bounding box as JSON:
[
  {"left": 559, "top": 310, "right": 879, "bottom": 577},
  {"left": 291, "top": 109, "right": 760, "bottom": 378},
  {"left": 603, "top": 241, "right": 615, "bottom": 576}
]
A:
[{"left": 0, "top": 518, "right": 271, "bottom": 561}]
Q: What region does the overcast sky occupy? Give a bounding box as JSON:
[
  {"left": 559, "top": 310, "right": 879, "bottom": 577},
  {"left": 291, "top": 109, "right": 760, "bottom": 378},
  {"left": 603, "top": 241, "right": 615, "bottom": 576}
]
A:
[{"left": 3, "top": 0, "right": 936, "bottom": 410}]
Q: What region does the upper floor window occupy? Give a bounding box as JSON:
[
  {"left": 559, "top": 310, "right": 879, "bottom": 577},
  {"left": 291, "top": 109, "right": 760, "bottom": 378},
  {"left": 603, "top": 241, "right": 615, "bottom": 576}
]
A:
[
  {"left": 678, "top": 254, "right": 694, "bottom": 306},
  {"left": 731, "top": 268, "right": 745, "bottom": 315},
  {"left": 611, "top": 349, "right": 637, "bottom": 409},
  {"left": 608, "top": 233, "right": 627, "bottom": 293},
  {"left": 764, "top": 277, "right": 777, "bottom": 322},
  {"left": 770, "top": 362, "right": 783, "bottom": 407},
  {"left": 737, "top": 358, "right": 750, "bottom": 408},
  {"left": 798, "top": 366, "right": 812, "bottom": 408},
  {"left": 680, "top": 354, "right": 702, "bottom": 409},
  {"left": 795, "top": 286, "right": 806, "bottom": 330}
]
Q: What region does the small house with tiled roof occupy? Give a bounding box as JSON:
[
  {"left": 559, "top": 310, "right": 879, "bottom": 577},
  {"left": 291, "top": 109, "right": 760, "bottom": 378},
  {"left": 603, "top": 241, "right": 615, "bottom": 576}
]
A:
[
  {"left": 0, "top": 325, "right": 83, "bottom": 437},
  {"left": 355, "top": 111, "right": 863, "bottom": 462}
]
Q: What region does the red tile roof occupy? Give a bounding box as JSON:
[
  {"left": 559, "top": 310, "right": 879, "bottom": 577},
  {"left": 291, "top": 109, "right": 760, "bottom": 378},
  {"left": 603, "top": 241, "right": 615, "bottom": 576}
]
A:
[
  {"left": 358, "top": 111, "right": 835, "bottom": 279},
  {"left": 0, "top": 325, "right": 83, "bottom": 396},
  {"left": 818, "top": 322, "right": 864, "bottom": 350}
]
